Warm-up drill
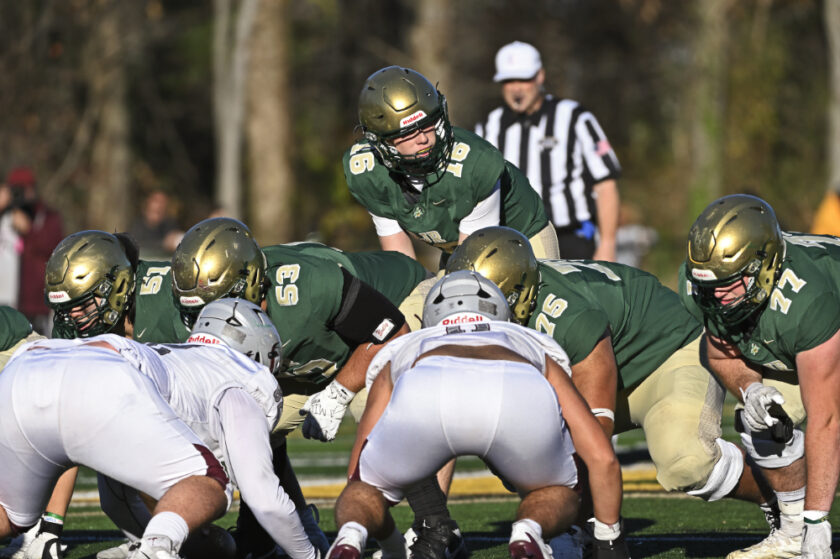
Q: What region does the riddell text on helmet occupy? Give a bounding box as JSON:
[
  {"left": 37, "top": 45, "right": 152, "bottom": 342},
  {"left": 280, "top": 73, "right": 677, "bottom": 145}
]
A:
[{"left": 440, "top": 313, "right": 487, "bottom": 326}]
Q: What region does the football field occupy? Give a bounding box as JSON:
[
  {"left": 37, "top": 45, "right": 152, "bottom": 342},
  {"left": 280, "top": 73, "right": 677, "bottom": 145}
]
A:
[{"left": 7, "top": 410, "right": 839, "bottom": 559}]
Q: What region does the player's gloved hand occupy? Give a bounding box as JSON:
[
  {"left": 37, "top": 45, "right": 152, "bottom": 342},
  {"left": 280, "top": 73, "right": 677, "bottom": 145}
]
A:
[
  {"left": 592, "top": 518, "right": 631, "bottom": 559},
  {"left": 300, "top": 380, "right": 355, "bottom": 441},
  {"left": 23, "top": 531, "right": 62, "bottom": 559},
  {"left": 801, "top": 513, "right": 832, "bottom": 559},
  {"left": 739, "top": 382, "right": 785, "bottom": 433}
]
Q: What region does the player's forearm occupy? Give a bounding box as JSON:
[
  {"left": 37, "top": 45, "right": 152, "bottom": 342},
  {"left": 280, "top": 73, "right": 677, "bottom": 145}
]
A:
[
  {"left": 335, "top": 323, "right": 410, "bottom": 393},
  {"left": 586, "top": 452, "right": 623, "bottom": 525},
  {"left": 593, "top": 180, "right": 618, "bottom": 261},
  {"left": 241, "top": 482, "right": 314, "bottom": 559}
]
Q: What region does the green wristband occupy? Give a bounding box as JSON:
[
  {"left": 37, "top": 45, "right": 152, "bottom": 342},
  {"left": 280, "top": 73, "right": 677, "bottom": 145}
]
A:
[{"left": 43, "top": 512, "right": 64, "bottom": 523}]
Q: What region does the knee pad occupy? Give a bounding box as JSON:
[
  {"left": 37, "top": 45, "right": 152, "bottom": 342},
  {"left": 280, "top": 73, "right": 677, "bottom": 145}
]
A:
[
  {"left": 740, "top": 427, "right": 804, "bottom": 469},
  {"left": 686, "top": 439, "right": 744, "bottom": 501}
]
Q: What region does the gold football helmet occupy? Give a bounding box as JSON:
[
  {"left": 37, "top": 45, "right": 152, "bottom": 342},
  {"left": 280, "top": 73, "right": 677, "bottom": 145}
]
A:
[
  {"left": 45, "top": 230, "right": 135, "bottom": 338},
  {"left": 358, "top": 66, "right": 453, "bottom": 175},
  {"left": 686, "top": 194, "right": 785, "bottom": 326},
  {"left": 172, "top": 217, "right": 266, "bottom": 327},
  {"left": 445, "top": 226, "right": 540, "bottom": 324}
]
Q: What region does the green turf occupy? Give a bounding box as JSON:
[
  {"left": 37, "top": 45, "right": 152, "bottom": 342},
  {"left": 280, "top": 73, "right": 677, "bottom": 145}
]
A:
[{"left": 29, "top": 495, "right": 839, "bottom": 559}]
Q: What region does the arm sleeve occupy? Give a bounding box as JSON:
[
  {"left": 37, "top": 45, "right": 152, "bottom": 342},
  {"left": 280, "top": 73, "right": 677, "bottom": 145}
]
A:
[
  {"left": 574, "top": 111, "right": 621, "bottom": 182},
  {"left": 369, "top": 213, "right": 404, "bottom": 237},
  {"left": 458, "top": 183, "right": 502, "bottom": 235},
  {"left": 217, "top": 389, "right": 313, "bottom": 559},
  {"left": 332, "top": 267, "right": 406, "bottom": 345}
]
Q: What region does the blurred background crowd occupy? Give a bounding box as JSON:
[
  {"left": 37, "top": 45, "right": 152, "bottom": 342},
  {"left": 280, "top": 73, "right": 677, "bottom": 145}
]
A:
[{"left": 2, "top": 0, "right": 840, "bottom": 312}]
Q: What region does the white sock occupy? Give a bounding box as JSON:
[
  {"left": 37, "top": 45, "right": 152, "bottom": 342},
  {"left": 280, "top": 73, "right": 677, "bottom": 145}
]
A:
[
  {"left": 512, "top": 519, "right": 543, "bottom": 540},
  {"left": 775, "top": 488, "right": 805, "bottom": 537},
  {"left": 143, "top": 511, "right": 189, "bottom": 550},
  {"left": 337, "top": 521, "right": 368, "bottom": 550}
]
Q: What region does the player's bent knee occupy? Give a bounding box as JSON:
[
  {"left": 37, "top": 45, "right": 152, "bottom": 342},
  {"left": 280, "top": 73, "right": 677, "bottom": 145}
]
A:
[
  {"left": 740, "top": 428, "right": 804, "bottom": 469},
  {"left": 684, "top": 439, "right": 744, "bottom": 501}
]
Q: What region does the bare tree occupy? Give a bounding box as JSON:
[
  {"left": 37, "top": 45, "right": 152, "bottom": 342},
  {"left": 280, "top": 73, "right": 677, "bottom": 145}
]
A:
[
  {"left": 246, "top": 0, "right": 293, "bottom": 244},
  {"left": 213, "top": 0, "right": 258, "bottom": 218}
]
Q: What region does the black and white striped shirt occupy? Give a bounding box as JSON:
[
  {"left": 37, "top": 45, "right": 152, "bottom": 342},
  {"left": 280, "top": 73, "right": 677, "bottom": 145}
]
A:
[{"left": 476, "top": 94, "right": 621, "bottom": 230}]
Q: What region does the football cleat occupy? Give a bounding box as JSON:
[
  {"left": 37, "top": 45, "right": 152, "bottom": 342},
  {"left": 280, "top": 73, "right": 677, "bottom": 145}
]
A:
[
  {"left": 724, "top": 530, "right": 801, "bottom": 559},
  {"left": 325, "top": 527, "right": 364, "bottom": 559},
  {"left": 96, "top": 542, "right": 133, "bottom": 559},
  {"left": 126, "top": 536, "right": 180, "bottom": 559},
  {"left": 508, "top": 521, "right": 553, "bottom": 559},
  {"left": 409, "top": 517, "right": 468, "bottom": 559}
]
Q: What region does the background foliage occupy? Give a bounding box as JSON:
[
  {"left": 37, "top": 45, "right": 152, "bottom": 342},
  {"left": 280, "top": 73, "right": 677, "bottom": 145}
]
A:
[{"left": 0, "top": 0, "right": 833, "bottom": 284}]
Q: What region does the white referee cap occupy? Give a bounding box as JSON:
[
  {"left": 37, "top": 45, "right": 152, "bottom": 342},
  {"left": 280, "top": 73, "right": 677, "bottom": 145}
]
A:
[{"left": 494, "top": 41, "right": 542, "bottom": 82}]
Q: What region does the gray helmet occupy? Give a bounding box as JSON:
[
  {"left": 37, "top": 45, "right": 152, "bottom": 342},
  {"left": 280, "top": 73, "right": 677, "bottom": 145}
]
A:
[
  {"left": 189, "top": 298, "right": 282, "bottom": 375},
  {"left": 422, "top": 270, "right": 511, "bottom": 327}
]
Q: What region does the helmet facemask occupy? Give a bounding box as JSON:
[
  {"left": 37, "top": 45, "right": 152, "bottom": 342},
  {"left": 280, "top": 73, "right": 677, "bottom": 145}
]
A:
[
  {"left": 366, "top": 99, "right": 454, "bottom": 177},
  {"left": 686, "top": 194, "right": 785, "bottom": 328},
  {"left": 51, "top": 269, "right": 133, "bottom": 338}
]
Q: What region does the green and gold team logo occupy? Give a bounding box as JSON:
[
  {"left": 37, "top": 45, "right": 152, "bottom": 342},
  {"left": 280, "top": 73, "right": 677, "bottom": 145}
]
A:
[
  {"left": 413, "top": 206, "right": 424, "bottom": 219},
  {"left": 749, "top": 343, "right": 760, "bottom": 356}
]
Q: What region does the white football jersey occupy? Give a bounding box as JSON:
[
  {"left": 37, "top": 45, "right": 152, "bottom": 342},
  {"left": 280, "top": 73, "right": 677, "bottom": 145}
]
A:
[
  {"left": 366, "top": 320, "right": 572, "bottom": 390},
  {"left": 15, "top": 334, "right": 283, "bottom": 460}
]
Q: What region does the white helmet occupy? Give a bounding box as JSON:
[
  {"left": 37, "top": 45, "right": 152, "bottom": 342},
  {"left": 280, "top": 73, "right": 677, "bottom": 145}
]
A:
[
  {"left": 189, "top": 298, "right": 283, "bottom": 375},
  {"left": 422, "top": 270, "right": 512, "bottom": 327}
]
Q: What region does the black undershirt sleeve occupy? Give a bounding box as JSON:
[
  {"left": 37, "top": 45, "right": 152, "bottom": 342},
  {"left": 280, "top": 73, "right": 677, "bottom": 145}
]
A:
[{"left": 331, "top": 267, "right": 406, "bottom": 345}]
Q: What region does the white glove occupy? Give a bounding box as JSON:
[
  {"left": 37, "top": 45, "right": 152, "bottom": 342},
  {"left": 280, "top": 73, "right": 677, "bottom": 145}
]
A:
[
  {"left": 739, "top": 382, "right": 785, "bottom": 433},
  {"left": 300, "top": 380, "right": 355, "bottom": 441},
  {"left": 801, "top": 515, "right": 832, "bottom": 559}
]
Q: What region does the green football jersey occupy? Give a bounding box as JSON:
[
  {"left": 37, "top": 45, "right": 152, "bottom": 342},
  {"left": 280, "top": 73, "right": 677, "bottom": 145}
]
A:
[
  {"left": 0, "top": 306, "right": 32, "bottom": 351},
  {"left": 679, "top": 232, "right": 840, "bottom": 372},
  {"left": 286, "top": 242, "right": 429, "bottom": 306},
  {"left": 344, "top": 126, "right": 548, "bottom": 253},
  {"left": 133, "top": 260, "right": 190, "bottom": 343},
  {"left": 532, "top": 259, "right": 703, "bottom": 389},
  {"left": 263, "top": 244, "right": 364, "bottom": 385}
]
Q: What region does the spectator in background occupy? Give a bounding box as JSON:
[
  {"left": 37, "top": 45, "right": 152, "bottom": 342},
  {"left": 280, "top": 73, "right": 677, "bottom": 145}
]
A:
[
  {"left": 0, "top": 180, "right": 22, "bottom": 308},
  {"left": 476, "top": 41, "right": 621, "bottom": 261},
  {"left": 5, "top": 167, "right": 63, "bottom": 335},
  {"left": 128, "top": 190, "right": 184, "bottom": 260}
]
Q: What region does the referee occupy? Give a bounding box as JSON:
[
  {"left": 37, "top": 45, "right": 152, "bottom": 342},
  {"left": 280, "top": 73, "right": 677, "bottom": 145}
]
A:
[{"left": 476, "top": 41, "right": 621, "bottom": 261}]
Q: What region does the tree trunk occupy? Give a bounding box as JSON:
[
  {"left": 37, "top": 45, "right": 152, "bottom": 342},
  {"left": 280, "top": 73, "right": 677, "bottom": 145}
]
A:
[
  {"left": 86, "top": 0, "right": 131, "bottom": 231},
  {"left": 408, "top": 0, "right": 454, "bottom": 110},
  {"left": 826, "top": 0, "right": 840, "bottom": 193},
  {"left": 246, "top": 0, "right": 293, "bottom": 244},
  {"left": 213, "top": 0, "right": 258, "bottom": 219},
  {"left": 685, "top": 0, "right": 732, "bottom": 219}
]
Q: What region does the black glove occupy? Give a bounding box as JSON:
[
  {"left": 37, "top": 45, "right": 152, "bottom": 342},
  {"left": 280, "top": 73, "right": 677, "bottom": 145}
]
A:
[{"left": 592, "top": 519, "right": 631, "bottom": 559}]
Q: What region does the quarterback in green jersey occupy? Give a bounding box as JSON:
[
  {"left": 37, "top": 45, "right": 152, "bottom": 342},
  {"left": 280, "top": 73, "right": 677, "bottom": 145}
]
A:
[
  {"left": 447, "top": 227, "right": 780, "bottom": 547},
  {"left": 682, "top": 194, "right": 840, "bottom": 558},
  {"left": 344, "top": 66, "right": 560, "bottom": 266}
]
